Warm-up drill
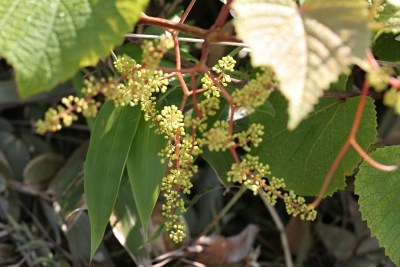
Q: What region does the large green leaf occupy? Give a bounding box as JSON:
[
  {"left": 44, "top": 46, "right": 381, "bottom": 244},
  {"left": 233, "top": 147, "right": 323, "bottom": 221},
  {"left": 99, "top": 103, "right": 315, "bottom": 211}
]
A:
[
  {"left": 251, "top": 93, "right": 377, "bottom": 196},
  {"left": 126, "top": 117, "right": 168, "bottom": 237},
  {"left": 355, "top": 146, "right": 400, "bottom": 266},
  {"left": 0, "top": 0, "right": 148, "bottom": 97},
  {"left": 84, "top": 102, "right": 141, "bottom": 258},
  {"left": 232, "top": 0, "right": 369, "bottom": 129}
]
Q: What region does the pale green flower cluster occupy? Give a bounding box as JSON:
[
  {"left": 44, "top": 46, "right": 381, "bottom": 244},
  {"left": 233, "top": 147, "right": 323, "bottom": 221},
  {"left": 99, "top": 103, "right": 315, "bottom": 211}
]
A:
[
  {"left": 142, "top": 35, "right": 174, "bottom": 69},
  {"left": 202, "top": 55, "right": 236, "bottom": 98},
  {"left": 384, "top": 87, "right": 400, "bottom": 115},
  {"left": 227, "top": 155, "right": 271, "bottom": 194},
  {"left": 232, "top": 68, "right": 276, "bottom": 113},
  {"left": 35, "top": 37, "right": 172, "bottom": 134},
  {"left": 284, "top": 191, "right": 317, "bottom": 221},
  {"left": 227, "top": 155, "right": 316, "bottom": 220},
  {"left": 235, "top": 123, "right": 264, "bottom": 152},
  {"left": 185, "top": 97, "right": 221, "bottom": 132},
  {"left": 203, "top": 120, "right": 234, "bottom": 151},
  {"left": 157, "top": 105, "right": 185, "bottom": 138},
  {"left": 112, "top": 55, "right": 169, "bottom": 121},
  {"left": 203, "top": 122, "right": 264, "bottom": 152},
  {"left": 35, "top": 78, "right": 102, "bottom": 134},
  {"left": 367, "top": 68, "right": 390, "bottom": 92}
]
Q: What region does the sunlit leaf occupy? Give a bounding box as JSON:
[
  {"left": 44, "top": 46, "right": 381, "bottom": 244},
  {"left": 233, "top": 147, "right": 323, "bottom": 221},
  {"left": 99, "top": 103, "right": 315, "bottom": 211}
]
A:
[
  {"left": 0, "top": 0, "right": 148, "bottom": 97},
  {"left": 126, "top": 117, "right": 168, "bottom": 237},
  {"left": 388, "top": 0, "right": 400, "bottom": 7},
  {"left": 84, "top": 102, "right": 141, "bottom": 258},
  {"left": 232, "top": 0, "right": 369, "bottom": 129},
  {"left": 355, "top": 146, "right": 400, "bottom": 266}
]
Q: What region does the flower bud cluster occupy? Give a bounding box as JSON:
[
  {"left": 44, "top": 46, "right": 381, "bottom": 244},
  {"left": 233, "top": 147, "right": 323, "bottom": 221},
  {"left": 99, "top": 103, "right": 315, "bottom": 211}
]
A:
[
  {"left": 203, "top": 120, "right": 234, "bottom": 151},
  {"left": 142, "top": 35, "right": 174, "bottom": 70},
  {"left": 232, "top": 68, "right": 276, "bottom": 113},
  {"left": 161, "top": 171, "right": 187, "bottom": 243},
  {"left": 283, "top": 191, "right": 317, "bottom": 221},
  {"left": 227, "top": 155, "right": 271, "bottom": 194},
  {"left": 185, "top": 97, "right": 221, "bottom": 132},
  {"left": 367, "top": 68, "right": 390, "bottom": 92},
  {"left": 112, "top": 55, "right": 169, "bottom": 112},
  {"left": 157, "top": 105, "right": 185, "bottom": 138},
  {"left": 35, "top": 95, "right": 100, "bottom": 134},
  {"left": 160, "top": 135, "right": 200, "bottom": 243},
  {"left": 202, "top": 56, "right": 236, "bottom": 98},
  {"left": 383, "top": 87, "right": 400, "bottom": 115},
  {"left": 227, "top": 155, "right": 316, "bottom": 220},
  {"left": 234, "top": 123, "right": 264, "bottom": 152}
]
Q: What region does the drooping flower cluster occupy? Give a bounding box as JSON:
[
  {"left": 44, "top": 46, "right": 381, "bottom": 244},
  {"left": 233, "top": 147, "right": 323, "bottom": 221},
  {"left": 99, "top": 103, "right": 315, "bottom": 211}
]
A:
[
  {"left": 227, "top": 155, "right": 316, "bottom": 220},
  {"left": 35, "top": 77, "right": 103, "bottom": 134}
]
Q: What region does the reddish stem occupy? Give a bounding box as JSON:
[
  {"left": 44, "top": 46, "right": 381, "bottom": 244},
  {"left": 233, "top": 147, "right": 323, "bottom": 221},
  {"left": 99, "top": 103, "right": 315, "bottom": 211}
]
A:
[
  {"left": 180, "top": 0, "right": 197, "bottom": 23},
  {"left": 311, "top": 79, "right": 370, "bottom": 208},
  {"left": 212, "top": 0, "right": 233, "bottom": 29},
  {"left": 351, "top": 139, "right": 398, "bottom": 171},
  {"left": 139, "top": 13, "right": 207, "bottom": 38}
]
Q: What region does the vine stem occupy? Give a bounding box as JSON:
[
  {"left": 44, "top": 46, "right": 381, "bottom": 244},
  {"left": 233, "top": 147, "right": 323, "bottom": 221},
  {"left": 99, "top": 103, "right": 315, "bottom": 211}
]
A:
[
  {"left": 311, "top": 79, "right": 370, "bottom": 208},
  {"left": 311, "top": 52, "right": 400, "bottom": 208},
  {"left": 138, "top": 13, "right": 238, "bottom": 42}
]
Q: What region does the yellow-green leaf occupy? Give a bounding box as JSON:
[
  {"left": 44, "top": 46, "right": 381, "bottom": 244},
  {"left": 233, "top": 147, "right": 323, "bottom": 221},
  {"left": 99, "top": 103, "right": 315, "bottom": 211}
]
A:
[
  {"left": 232, "top": 0, "right": 369, "bottom": 129},
  {"left": 0, "top": 0, "right": 148, "bottom": 97}
]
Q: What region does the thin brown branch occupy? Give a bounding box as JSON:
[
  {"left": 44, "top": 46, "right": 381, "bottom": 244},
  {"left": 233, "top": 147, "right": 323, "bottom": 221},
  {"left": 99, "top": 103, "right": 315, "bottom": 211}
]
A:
[{"left": 139, "top": 13, "right": 207, "bottom": 38}]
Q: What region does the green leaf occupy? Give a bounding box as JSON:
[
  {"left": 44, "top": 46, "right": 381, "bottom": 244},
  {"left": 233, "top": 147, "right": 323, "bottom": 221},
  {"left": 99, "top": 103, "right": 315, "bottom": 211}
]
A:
[
  {"left": 0, "top": 0, "right": 148, "bottom": 98},
  {"left": 202, "top": 147, "right": 234, "bottom": 186},
  {"left": 23, "top": 153, "right": 64, "bottom": 190},
  {"left": 84, "top": 102, "right": 141, "bottom": 259},
  {"left": 373, "top": 33, "right": 400, "bottom": 62},
  {"left": 0, "top": 131, "right": 31, "bottom": 181},
  {"left": 355, "top": 146, "right": 400, "bottom": 266},
  {"left": 111, "top": 177, "right": 149, "bottom": 262},
  {"left": 126, "top": 117, "right": 168, "bottom": 238},
  {"left": 251, "top": 93, "right": 377, "bottom": 196},
  {"left": 232, "top": 0, "right": 369, "bottom": 129}
]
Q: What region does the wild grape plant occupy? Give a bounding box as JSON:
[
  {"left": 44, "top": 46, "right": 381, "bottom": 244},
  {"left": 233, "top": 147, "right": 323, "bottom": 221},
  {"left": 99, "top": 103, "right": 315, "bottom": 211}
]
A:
[
  {"left": 35, "top": 36, "right": 317, "bottom": 242},
  {"left": 31, "top": 1, "right": 400, "bottom": 264}
]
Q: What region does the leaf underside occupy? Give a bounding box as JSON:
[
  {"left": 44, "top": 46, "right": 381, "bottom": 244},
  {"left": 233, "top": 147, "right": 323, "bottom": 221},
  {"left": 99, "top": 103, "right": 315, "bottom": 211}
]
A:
[
  {"left": 232, "top": 0, "right": 369, "bottom": 129},
  {"left": 0, "top": 0, "right": 148, "bottom": 97},
  {"left": 355, "top": 146, "right": 400, "bottom": 266}
]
